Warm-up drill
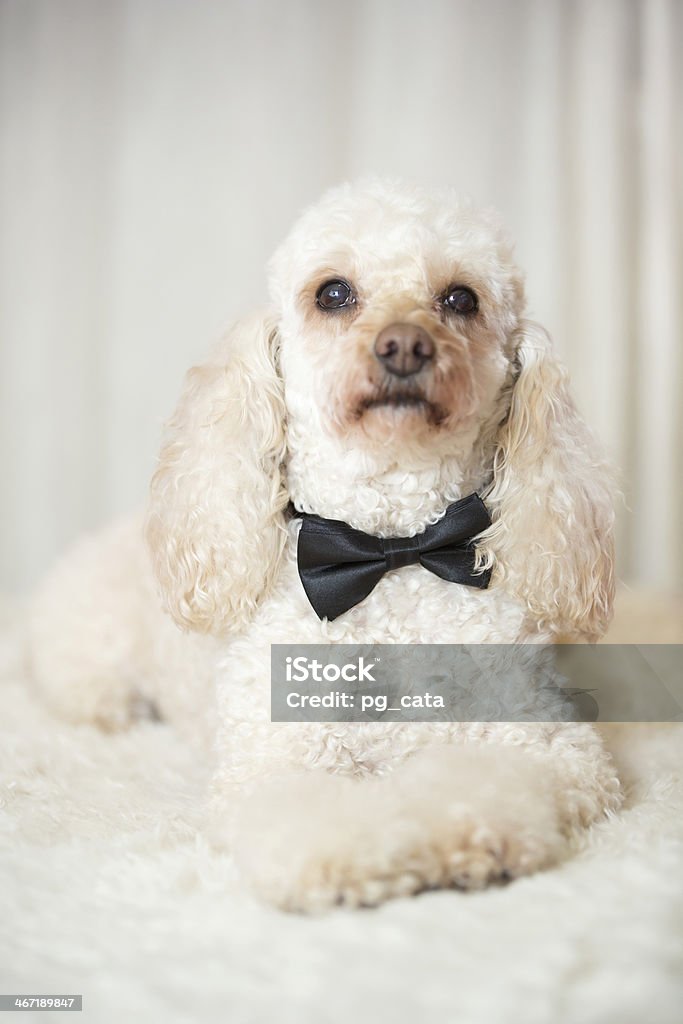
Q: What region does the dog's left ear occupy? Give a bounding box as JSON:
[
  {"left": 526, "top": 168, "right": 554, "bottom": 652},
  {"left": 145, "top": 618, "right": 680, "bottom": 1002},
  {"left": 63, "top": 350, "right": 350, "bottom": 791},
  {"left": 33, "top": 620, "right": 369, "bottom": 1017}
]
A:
[{"left": 479, "top": 320, "right": 615, "bottom": 640}]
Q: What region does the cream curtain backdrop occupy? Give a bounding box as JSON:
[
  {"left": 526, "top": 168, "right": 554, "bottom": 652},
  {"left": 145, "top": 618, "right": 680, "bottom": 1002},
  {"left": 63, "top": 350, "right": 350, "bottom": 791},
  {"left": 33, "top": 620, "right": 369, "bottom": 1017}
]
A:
[{"left": 0, "top": 0, "right": 681, "bottom": 594}]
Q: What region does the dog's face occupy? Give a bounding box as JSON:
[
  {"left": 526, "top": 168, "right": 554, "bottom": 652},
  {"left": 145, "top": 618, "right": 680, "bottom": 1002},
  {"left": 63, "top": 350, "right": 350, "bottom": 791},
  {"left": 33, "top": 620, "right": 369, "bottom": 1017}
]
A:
[{"left": 270, "top": 181, "right": 525, "bottom": 453}]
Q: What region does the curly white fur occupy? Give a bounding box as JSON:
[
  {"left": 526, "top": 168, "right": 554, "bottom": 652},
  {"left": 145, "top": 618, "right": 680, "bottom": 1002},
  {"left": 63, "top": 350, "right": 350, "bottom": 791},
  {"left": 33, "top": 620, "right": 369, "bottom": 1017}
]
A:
[{"left": 28, "top": 179, "right": 621, "bottom": 911}]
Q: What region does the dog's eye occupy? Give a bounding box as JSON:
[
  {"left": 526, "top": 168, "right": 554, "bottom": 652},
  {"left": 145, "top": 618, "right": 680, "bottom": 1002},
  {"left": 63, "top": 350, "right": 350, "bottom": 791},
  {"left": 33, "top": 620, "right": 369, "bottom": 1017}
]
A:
[
  {"left": 442, "top": 286, "right": 478, "bottom": 316},
  {"left": 316, "top": 279, "right": 355, "bottom": 311}
]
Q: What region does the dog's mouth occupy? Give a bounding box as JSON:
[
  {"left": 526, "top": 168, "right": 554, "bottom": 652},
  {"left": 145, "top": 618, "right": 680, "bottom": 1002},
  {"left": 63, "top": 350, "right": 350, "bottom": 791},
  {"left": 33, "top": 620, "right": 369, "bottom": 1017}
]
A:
[{"left": 356, "top": 389, "right": 447, "bottom": 425}]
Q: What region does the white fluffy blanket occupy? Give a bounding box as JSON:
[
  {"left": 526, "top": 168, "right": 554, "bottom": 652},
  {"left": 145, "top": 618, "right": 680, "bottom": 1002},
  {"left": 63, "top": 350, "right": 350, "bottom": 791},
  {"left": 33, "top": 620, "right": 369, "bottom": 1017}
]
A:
[{"left": 1, "top": 615, "right": 682, "bottom": 1023}]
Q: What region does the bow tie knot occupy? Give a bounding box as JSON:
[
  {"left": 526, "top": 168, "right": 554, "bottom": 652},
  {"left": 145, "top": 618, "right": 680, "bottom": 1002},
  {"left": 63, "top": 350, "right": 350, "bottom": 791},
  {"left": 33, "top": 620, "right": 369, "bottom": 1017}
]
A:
[
  {"left": 293, "top": 493, "right": 492, "bottom": 621},
  {"left": 382, "top": 535, "right": 422, "bottom": 571}
]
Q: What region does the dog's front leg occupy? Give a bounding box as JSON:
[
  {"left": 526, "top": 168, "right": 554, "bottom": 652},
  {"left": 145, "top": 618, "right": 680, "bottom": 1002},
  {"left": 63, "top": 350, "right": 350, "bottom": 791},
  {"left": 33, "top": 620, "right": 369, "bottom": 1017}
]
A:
[{"left": 209, "top": 723, "right": 621, "bottom": 912}]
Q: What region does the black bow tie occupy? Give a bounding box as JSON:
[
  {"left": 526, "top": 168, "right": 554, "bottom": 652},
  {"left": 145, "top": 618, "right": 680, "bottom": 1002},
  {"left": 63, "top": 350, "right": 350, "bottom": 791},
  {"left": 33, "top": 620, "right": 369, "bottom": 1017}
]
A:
[{"left": 293, "top": 493, "right": 492, "bottom": 621}]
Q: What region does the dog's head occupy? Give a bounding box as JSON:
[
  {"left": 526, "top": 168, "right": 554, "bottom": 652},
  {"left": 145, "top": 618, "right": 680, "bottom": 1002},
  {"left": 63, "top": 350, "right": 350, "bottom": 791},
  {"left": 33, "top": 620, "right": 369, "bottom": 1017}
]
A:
[
  {"left": 146, "top": 180, "right": 614, "bottom": 640},
  {"left": 271, "top": 181, "right": 522, "bottom": 456}
]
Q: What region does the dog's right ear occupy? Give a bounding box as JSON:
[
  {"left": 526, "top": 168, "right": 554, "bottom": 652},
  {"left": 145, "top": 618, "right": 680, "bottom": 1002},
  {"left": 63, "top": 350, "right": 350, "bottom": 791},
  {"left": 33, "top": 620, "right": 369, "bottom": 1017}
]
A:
[{"left": 145, "top": 311, "right": 288, "bottom": 635}]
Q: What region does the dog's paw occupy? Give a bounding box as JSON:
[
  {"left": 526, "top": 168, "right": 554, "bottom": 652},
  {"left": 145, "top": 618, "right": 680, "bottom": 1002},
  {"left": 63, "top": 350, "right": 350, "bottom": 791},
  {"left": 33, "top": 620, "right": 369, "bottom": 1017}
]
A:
[{"left": 230, "top": 746, "right": 566, "bottom": 912}]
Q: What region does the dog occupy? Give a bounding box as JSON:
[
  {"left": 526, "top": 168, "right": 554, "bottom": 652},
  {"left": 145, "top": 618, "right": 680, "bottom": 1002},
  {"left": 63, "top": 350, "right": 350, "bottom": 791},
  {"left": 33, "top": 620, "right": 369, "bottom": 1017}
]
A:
[{"left": 29, "top": 179, "right": 621, "bottom": 911}]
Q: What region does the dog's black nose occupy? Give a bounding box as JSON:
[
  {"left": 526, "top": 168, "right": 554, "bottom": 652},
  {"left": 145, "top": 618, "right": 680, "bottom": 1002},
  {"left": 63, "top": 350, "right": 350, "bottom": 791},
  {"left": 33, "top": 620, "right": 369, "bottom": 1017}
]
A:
[{"left": 373, "top": 323, "right": 435, "bottom": 377}]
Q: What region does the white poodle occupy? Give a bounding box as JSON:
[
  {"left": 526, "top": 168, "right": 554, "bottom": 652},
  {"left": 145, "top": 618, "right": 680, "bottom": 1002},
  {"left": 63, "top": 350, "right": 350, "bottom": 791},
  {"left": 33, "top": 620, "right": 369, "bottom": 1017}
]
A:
[{"left": 29, "top": 180, "right": 621, "bottom": 911}]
